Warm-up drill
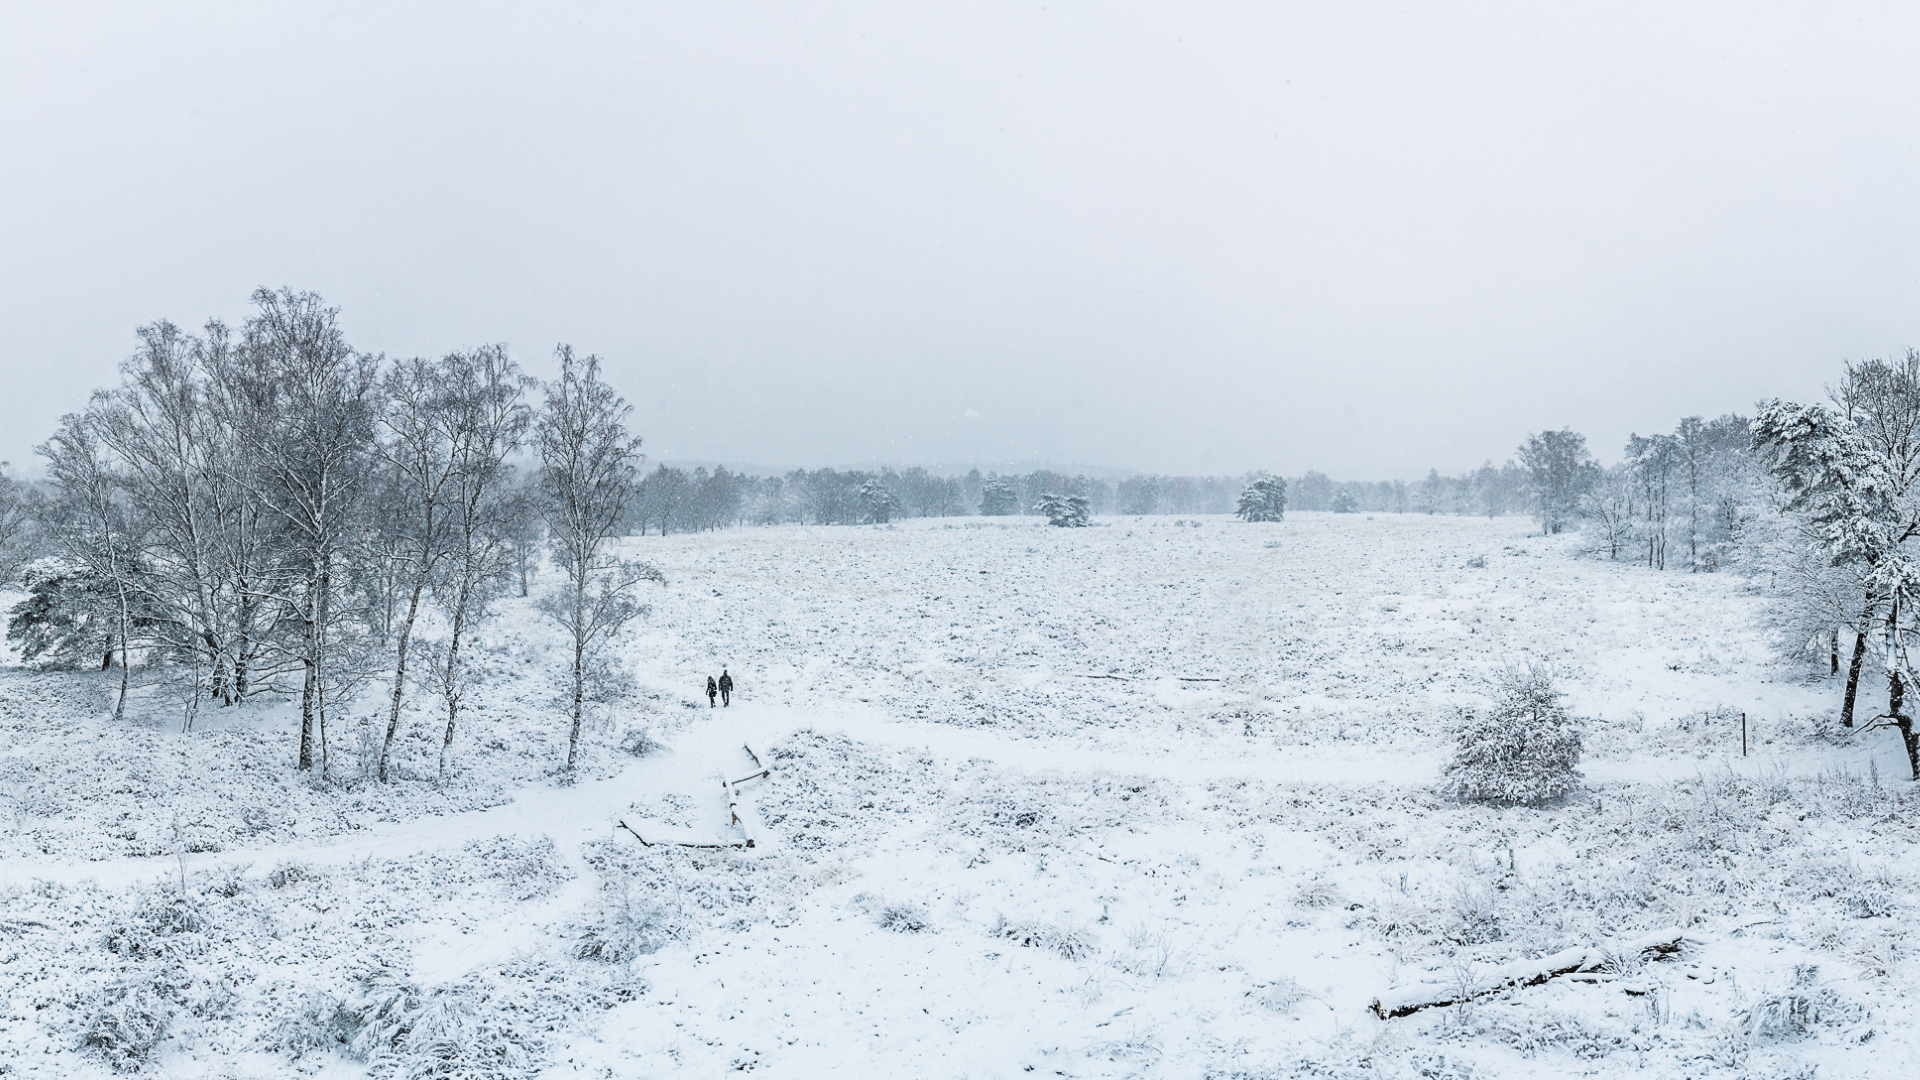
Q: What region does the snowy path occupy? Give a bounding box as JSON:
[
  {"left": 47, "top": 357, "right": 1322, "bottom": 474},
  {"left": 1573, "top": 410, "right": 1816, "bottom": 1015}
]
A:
[{"left": 10, "top": 696, "right": 1903, "bottom": 897}]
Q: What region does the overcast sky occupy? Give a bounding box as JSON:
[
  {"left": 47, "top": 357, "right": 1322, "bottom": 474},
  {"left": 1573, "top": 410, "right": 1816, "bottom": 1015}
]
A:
[{"left": 4, "top": 2, "right": 1917, "bottom": 479}]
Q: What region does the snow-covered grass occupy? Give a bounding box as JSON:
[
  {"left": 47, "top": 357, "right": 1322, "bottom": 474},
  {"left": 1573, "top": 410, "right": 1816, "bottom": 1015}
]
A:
[{"left": 2, "top": 512, "right": 1915, "bottom": 1077}]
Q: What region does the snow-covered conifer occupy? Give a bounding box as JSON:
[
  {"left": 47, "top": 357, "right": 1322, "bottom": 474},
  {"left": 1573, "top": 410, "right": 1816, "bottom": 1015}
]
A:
[
  {"left": 860, "top": 478, "right": 903, "bottom": 524},
  {"left": 980, "top": 477, "right": 1019, "bottom": 516},
  {"left": 1235, "top": 476, "right": 1287, "bottom": 522},
  {"left": 1034, "top": 493, "right": 1090, "bottom": 527},
  {"left": 1443, "top": 664, "right": 1585, "bottom": 805}
]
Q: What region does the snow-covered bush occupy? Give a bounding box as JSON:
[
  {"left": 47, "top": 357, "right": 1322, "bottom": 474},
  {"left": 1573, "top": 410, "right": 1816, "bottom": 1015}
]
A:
[
  {"left": 83, "top": 981, "right": 174, "bottom": 1071},
  {"left": 1235, "top": 476, "right": 1287, "bottom": 522},
  {"left": 877, "top": 902, "right": 930, "bottom": 933},
  {"left": 574, "top": 887, "right": 676, "bottom": 962},
  {"left": 1034, "top": 493, "right": 1091, "bottom": 527},
  {"left": 994, "top": 915, "right": 1098, "bottom": 960},
  {"left": 617, "top": 727, "right": 666, "bottom": 757},
  {"left": 1443, "top": 664, "right": 1585, "bottom": 805}
]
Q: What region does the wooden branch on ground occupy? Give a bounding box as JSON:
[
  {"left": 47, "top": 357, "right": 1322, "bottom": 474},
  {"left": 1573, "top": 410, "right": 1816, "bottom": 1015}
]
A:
[
  {"left": 616, "top": 817, "right": 748, "bottom": 849},
  {"left": 1073, "top": 673, "right": 1131, "bottom": 681},
  {"left": 1370, "top": 928, "right": 1688, "bottom": 1019},
  {"left": 732, "top": 743, "right": 773, "bottom": 786}
]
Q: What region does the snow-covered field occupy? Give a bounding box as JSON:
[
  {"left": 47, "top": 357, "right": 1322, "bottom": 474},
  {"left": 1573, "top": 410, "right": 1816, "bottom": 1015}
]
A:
[{"left": 3, "top": 512, "right": 1916, "bottom": 1078}]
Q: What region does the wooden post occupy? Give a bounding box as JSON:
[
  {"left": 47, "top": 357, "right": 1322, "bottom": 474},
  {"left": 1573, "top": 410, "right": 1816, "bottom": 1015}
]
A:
[{"left": 1742, "top": 712, "right": 1747, "bottom": 757}]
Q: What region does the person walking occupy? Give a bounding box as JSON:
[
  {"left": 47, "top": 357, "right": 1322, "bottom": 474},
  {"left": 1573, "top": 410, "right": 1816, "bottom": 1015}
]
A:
[
  {"left": 718, "top": 668, "right": 734, "bottom": 707},
  {"left": 706, "top": 675, "right": 718, "bottom": 708}
]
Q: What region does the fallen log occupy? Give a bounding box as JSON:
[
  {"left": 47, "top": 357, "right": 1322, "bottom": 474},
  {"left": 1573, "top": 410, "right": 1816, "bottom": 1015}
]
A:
[
  {"left": 1370, "top": 928, "right": 1687, "bottom": 1019},
  {"left": 617, "top": 817, "right": 749, "bottom": 849},
  {"left": 725, "top": 779, "right": 759, "bottom": 848}
]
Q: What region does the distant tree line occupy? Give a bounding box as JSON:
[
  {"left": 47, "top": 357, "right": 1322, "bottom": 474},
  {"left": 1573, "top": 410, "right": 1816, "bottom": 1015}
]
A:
[{"left": 615, "top": 464, "right": 1552, "bottom": 529}]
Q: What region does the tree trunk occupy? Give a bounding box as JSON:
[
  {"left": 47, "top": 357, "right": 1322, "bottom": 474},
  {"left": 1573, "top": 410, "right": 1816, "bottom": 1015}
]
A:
[
  {"left": 315, "top": 565, "right": 331, "bottom": 780},
  {"left": 439, "top": 576, "right": 472, "bottom": 780},
  {"left": 234, "top": 590, "right": 253, "bottom": 699},
  {"left": 379, "top": 579, "right": 427, "bottom": 783},
  {"left": 1831, "top": 627, "right": 1841, "bottom": 676},
  {"left": 1894, "top": 669, "right": 1920, "bottom": 781},
  {"left": 565, "top": 634, "right": 586, "bottom": 774},
  {"left": 1843, "top": 629, "right": 1869, "bottom": 728},
  {"left": 299, "top": 659, "right": 316, "bottom": 771},
  {"left": 111, "top": 576, "right": 132, "bottom": 724},
  {"left": 1371, "top": 928, "right": 1687, "bottom": 1019}
]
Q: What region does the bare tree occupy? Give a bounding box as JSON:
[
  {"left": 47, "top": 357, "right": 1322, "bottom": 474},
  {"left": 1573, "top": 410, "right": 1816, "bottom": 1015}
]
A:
[
  {"left": 534, "top": 346, "right": 658, "bottom": 775},
  {"left": 430, "top": 345, "right": 534, "bottom": 778},
  {"left": 212, "top": 288, "right": 380, "bottom": 775},
  {"left": 1518, "top": 429, "right": 1598, "bottom": 535},
  {"left": 370, "top": 356, "right": 459, "bottom": 782},
  {"left": 0, "top": 461, "right": 36, "bottom": 587},
  {"left": 1582, "top": 463, "right": 1635, "bottom": 560},
  {"left": 38, "top": 408, "right": 140, "bottom": 722}
]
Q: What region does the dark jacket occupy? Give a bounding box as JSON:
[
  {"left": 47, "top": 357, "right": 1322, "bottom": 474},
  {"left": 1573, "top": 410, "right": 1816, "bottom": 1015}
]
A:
[
  {"left": 706, "top": 677, "right": 718, "bottom": 696},
  {"left": 718, "top": 673, "right": 734, "bottom": 692}
]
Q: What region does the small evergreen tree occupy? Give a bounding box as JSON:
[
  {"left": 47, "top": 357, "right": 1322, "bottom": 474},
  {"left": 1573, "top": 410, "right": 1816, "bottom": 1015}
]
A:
[
  {"left": 859, "top": 478, "right": 903, "bottom": 524},
  {"left": 1035, "top": 493, "right": 1090, "bottom": 527},
  {"left": 980, "top": 477, "right": 1019, "bottom": 516},
  {"left": 1330, "top": 489, "right": 1358, "bottom": 513},
  {"left": 1443, "top": 664, "right": 1585, "bottom": 805},
  {"left": 1235, "top": 476, "right": 1287, "bottom": 522}
]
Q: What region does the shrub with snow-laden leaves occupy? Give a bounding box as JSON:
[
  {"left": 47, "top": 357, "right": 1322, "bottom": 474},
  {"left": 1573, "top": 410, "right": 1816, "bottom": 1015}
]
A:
[{"left": 1444, "top": 664, "right": 1584, "bottom": 805}]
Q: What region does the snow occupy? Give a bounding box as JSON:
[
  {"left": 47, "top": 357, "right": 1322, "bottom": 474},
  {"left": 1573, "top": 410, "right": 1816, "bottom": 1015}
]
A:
[{"left": 2, "top": 512, "right": 1916, "bottom": 1078}]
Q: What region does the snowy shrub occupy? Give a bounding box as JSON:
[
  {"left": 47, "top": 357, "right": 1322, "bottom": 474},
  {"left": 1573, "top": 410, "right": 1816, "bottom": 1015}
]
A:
[
  {"left": 82, "top": 981, "right": 174, "bottom": 1071},
  {"left": 617, "top": 727, "right": 667, "bottom": 757},
  {"left": 574, "top": 888, "right": 676, "bottom": 962},
  {"left": 995, "top": 915, "right": 1099, "bottom": 961},
  {"left": 1472, "top": 1008, "right": 1632, "bottom": 1060},
  {"left": 470, "top": 835, "right": 573, "bottom": 901},
  {"left": 268, "top": 861, "right": 309, "bottom": 890},
  {"left": 1291, "top": 879, "right": 1345, "bottom": 910},
  {"left": 265, "top": 991, "right": 343, "bottom": 1058},
  {"left": 1742, "top": 966, "right": 1864, "bottom": 1041},
  {"left": 1443, "top": 664, "right": 1584, "bottom": 806},
  {"left": 1444, "top": 882, "right": 1502, "bottom": 945},
  {"left": 336, "top": 961, "right": 426, "bottom": 1060},
  {"left": 877, "top": 902, "right": 930, "bottom": 933},
  {"left": 103, "top": 894, "right": 203, "bottom": 961}
]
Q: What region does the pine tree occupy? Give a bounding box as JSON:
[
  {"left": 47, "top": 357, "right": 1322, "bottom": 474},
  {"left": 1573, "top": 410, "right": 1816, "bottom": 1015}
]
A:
[
  {"left": 980, "top": 477, "right": 1019, "bottom": 516},
  {"left": 1035, "top": 493, "right": 1090, "bottom": 527},
  {"left": 1235, "top": 476, "right": 1287, "bottom": 522},
  {"left": 859, "top": 478, "right": 903, "bottom": 524}
]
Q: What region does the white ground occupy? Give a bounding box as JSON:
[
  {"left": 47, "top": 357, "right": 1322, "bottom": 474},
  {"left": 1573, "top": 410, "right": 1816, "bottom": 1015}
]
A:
[{"left": 2, "top": 512, "right": 1915, "bottom": 1078}]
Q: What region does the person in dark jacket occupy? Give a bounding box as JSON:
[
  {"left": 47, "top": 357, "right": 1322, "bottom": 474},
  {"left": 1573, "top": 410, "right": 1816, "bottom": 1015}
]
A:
[
  {"left": 706, "top": 675, "right": 718, "bottom": 708},
  {"left": 718, "top": 668, "right": 734, "bottom": 707}
]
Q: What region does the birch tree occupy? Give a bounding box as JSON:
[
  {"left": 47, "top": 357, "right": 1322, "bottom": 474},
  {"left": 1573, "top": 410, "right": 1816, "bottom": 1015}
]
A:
[
  {"left": 534, "top": 346, "right": 658, "bottom": 775},
  {"left": 0, "top": 462, "right": 32, "bottom": 587},
  {"left": 370, "top": 356, "right": 459, "bottom": 782},
  {"left": 38, "top": 407, "right": 141, "bottom": 722},
  {"left": 212, "top": 288, "right": 380, "bottom": 775},
  {"left": 1518, "top": 429, "right": 1598, "bottom": 535},
  {"left": 430, "top": 345, "right": 534, "bottom": 778}
]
